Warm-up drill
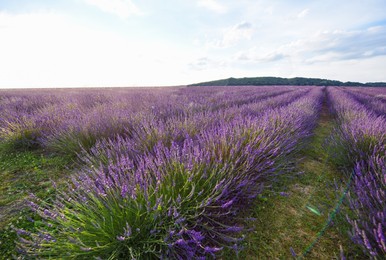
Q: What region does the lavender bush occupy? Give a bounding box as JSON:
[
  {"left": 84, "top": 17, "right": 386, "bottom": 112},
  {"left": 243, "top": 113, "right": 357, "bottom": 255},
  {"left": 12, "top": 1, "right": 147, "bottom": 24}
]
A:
[{"left": 347, "top": 155, "right": 386, "bottom": 257}]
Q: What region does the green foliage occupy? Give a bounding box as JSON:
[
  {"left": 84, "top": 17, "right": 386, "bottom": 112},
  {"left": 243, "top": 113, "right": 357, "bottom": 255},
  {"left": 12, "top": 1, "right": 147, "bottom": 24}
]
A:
[
  {"left": 46, "top": 130, "right": 98, "bottom": 157},
  {"left": 0, "top": 141, "right": 73, "bottom": 257},
  {"left": 189, "top": 76, "right": 386, "bottom": 87},
  {"left": 0, "top": 209, "right": 39, "bottom": 259},
  {"left": 0, "top": 121, "right": 41, "bottom": 150},
  {"left": 19, "top": 161, "right": 230, "bottom": 258}
]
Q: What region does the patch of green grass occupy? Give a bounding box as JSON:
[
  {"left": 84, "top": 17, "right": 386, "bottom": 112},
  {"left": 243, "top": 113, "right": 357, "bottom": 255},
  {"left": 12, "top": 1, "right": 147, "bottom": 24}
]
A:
[
  {"left": 238, "top": 161, "right": 350, "bottom": 259},
  {"left": 0, "top": 141, "right": 74, "bottom": 257},
  {"left": 0, "top": 142, "right": 71, "bottom": 209}
]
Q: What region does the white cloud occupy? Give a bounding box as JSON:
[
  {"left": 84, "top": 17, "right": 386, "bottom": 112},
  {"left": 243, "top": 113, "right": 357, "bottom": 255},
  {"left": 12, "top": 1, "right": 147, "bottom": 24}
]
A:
[
  {"left": 212, "top": 21, "right": 254, "bottom": 48},
  {"left": 235, "top": 48, "right": 286, "bottom": 62},
  {"left": 236, "top": 22, "right": 252, "bottom": 30},
  {"left": 188, "top": 56, "right": 228, "bottom": 71},
  {"left": 297, "top": 8, "right": 309, "bottom": 19},
  {"left": 83, "top": 0, "right": 142, "bottom": 19},
  {"left": 197, "top": 0, "right": 228, "bottom": 14},
  {"left": 292, "top": 26, "right": 386, "bottom": 62},
  {"left": 237, "top": 24, "right": 386, "bottom": 67}
]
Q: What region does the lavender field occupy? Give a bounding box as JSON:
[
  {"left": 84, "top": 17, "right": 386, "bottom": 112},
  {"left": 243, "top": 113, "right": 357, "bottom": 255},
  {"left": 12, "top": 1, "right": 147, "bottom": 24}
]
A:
[{"left": 0, "top": 86, "right": 385, "bottom": 258}]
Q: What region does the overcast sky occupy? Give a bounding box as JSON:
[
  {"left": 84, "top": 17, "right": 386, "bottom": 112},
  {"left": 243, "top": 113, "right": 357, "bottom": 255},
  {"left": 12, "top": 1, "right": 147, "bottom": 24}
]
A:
[{"left": 1, "top": 0, "right": 386, "bottom": 88}]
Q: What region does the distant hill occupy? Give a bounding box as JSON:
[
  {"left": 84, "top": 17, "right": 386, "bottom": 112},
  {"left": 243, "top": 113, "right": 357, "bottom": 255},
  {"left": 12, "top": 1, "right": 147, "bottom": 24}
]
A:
[{"left": 189, "top": 77, "right": 386, "bottom": 87}]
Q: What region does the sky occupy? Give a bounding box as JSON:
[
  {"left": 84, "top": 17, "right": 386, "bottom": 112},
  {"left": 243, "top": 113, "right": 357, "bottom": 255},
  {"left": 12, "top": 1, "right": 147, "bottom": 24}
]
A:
[{"left": 1, "top": 0, "right": 386, "bottom": 88}]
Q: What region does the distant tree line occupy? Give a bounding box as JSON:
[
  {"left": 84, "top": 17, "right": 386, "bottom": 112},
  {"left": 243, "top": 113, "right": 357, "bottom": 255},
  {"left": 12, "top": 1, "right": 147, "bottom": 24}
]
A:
[{"left": 189, "top": 77, "right": 386, "bottom": 87}]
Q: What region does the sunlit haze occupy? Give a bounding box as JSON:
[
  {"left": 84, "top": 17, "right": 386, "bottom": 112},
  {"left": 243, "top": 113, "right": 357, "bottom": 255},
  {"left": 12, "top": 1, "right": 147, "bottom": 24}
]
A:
[{"left": 1, "top": 0, "right": 386, "bottom": 88}]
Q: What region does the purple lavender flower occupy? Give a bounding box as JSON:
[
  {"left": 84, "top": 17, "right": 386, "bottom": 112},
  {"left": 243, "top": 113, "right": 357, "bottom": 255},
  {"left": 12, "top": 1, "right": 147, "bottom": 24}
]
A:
[
  {"left": 279, "top": 191, "right": 289, "bottom": 197},
  {"left": 116, "top": 236, "right": 125, "bottom": 241}
]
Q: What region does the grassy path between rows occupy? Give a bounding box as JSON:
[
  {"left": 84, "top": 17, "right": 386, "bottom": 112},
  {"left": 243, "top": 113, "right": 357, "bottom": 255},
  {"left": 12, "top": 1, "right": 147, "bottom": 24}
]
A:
[
  {"left": 0, "top": 144, "right": 73, "bottom": 257},
  {"left": 239, "top": 90, "right": 357, "bottom": 259}
]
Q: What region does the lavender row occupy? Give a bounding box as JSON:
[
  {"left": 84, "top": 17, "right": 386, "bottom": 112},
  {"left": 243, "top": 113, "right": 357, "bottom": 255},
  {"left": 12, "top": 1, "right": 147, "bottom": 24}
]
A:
[
  {"left": 345, "top": 87, "right": 386, "bottom": 99},
  {"left": 342, "top": 87, "right": 386, "bottom": 117},
  {"left": 235, "top": 88, "right": 310, "bottom": 117},
  {"left": 328, "top": 87, "right": 386, "bottom": 257},
  {"left": 328, "top": 87, "right": 385, "bottom": 163},
  {"left": 17, "top": 87, "right": 323, "bottom": 258}
]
